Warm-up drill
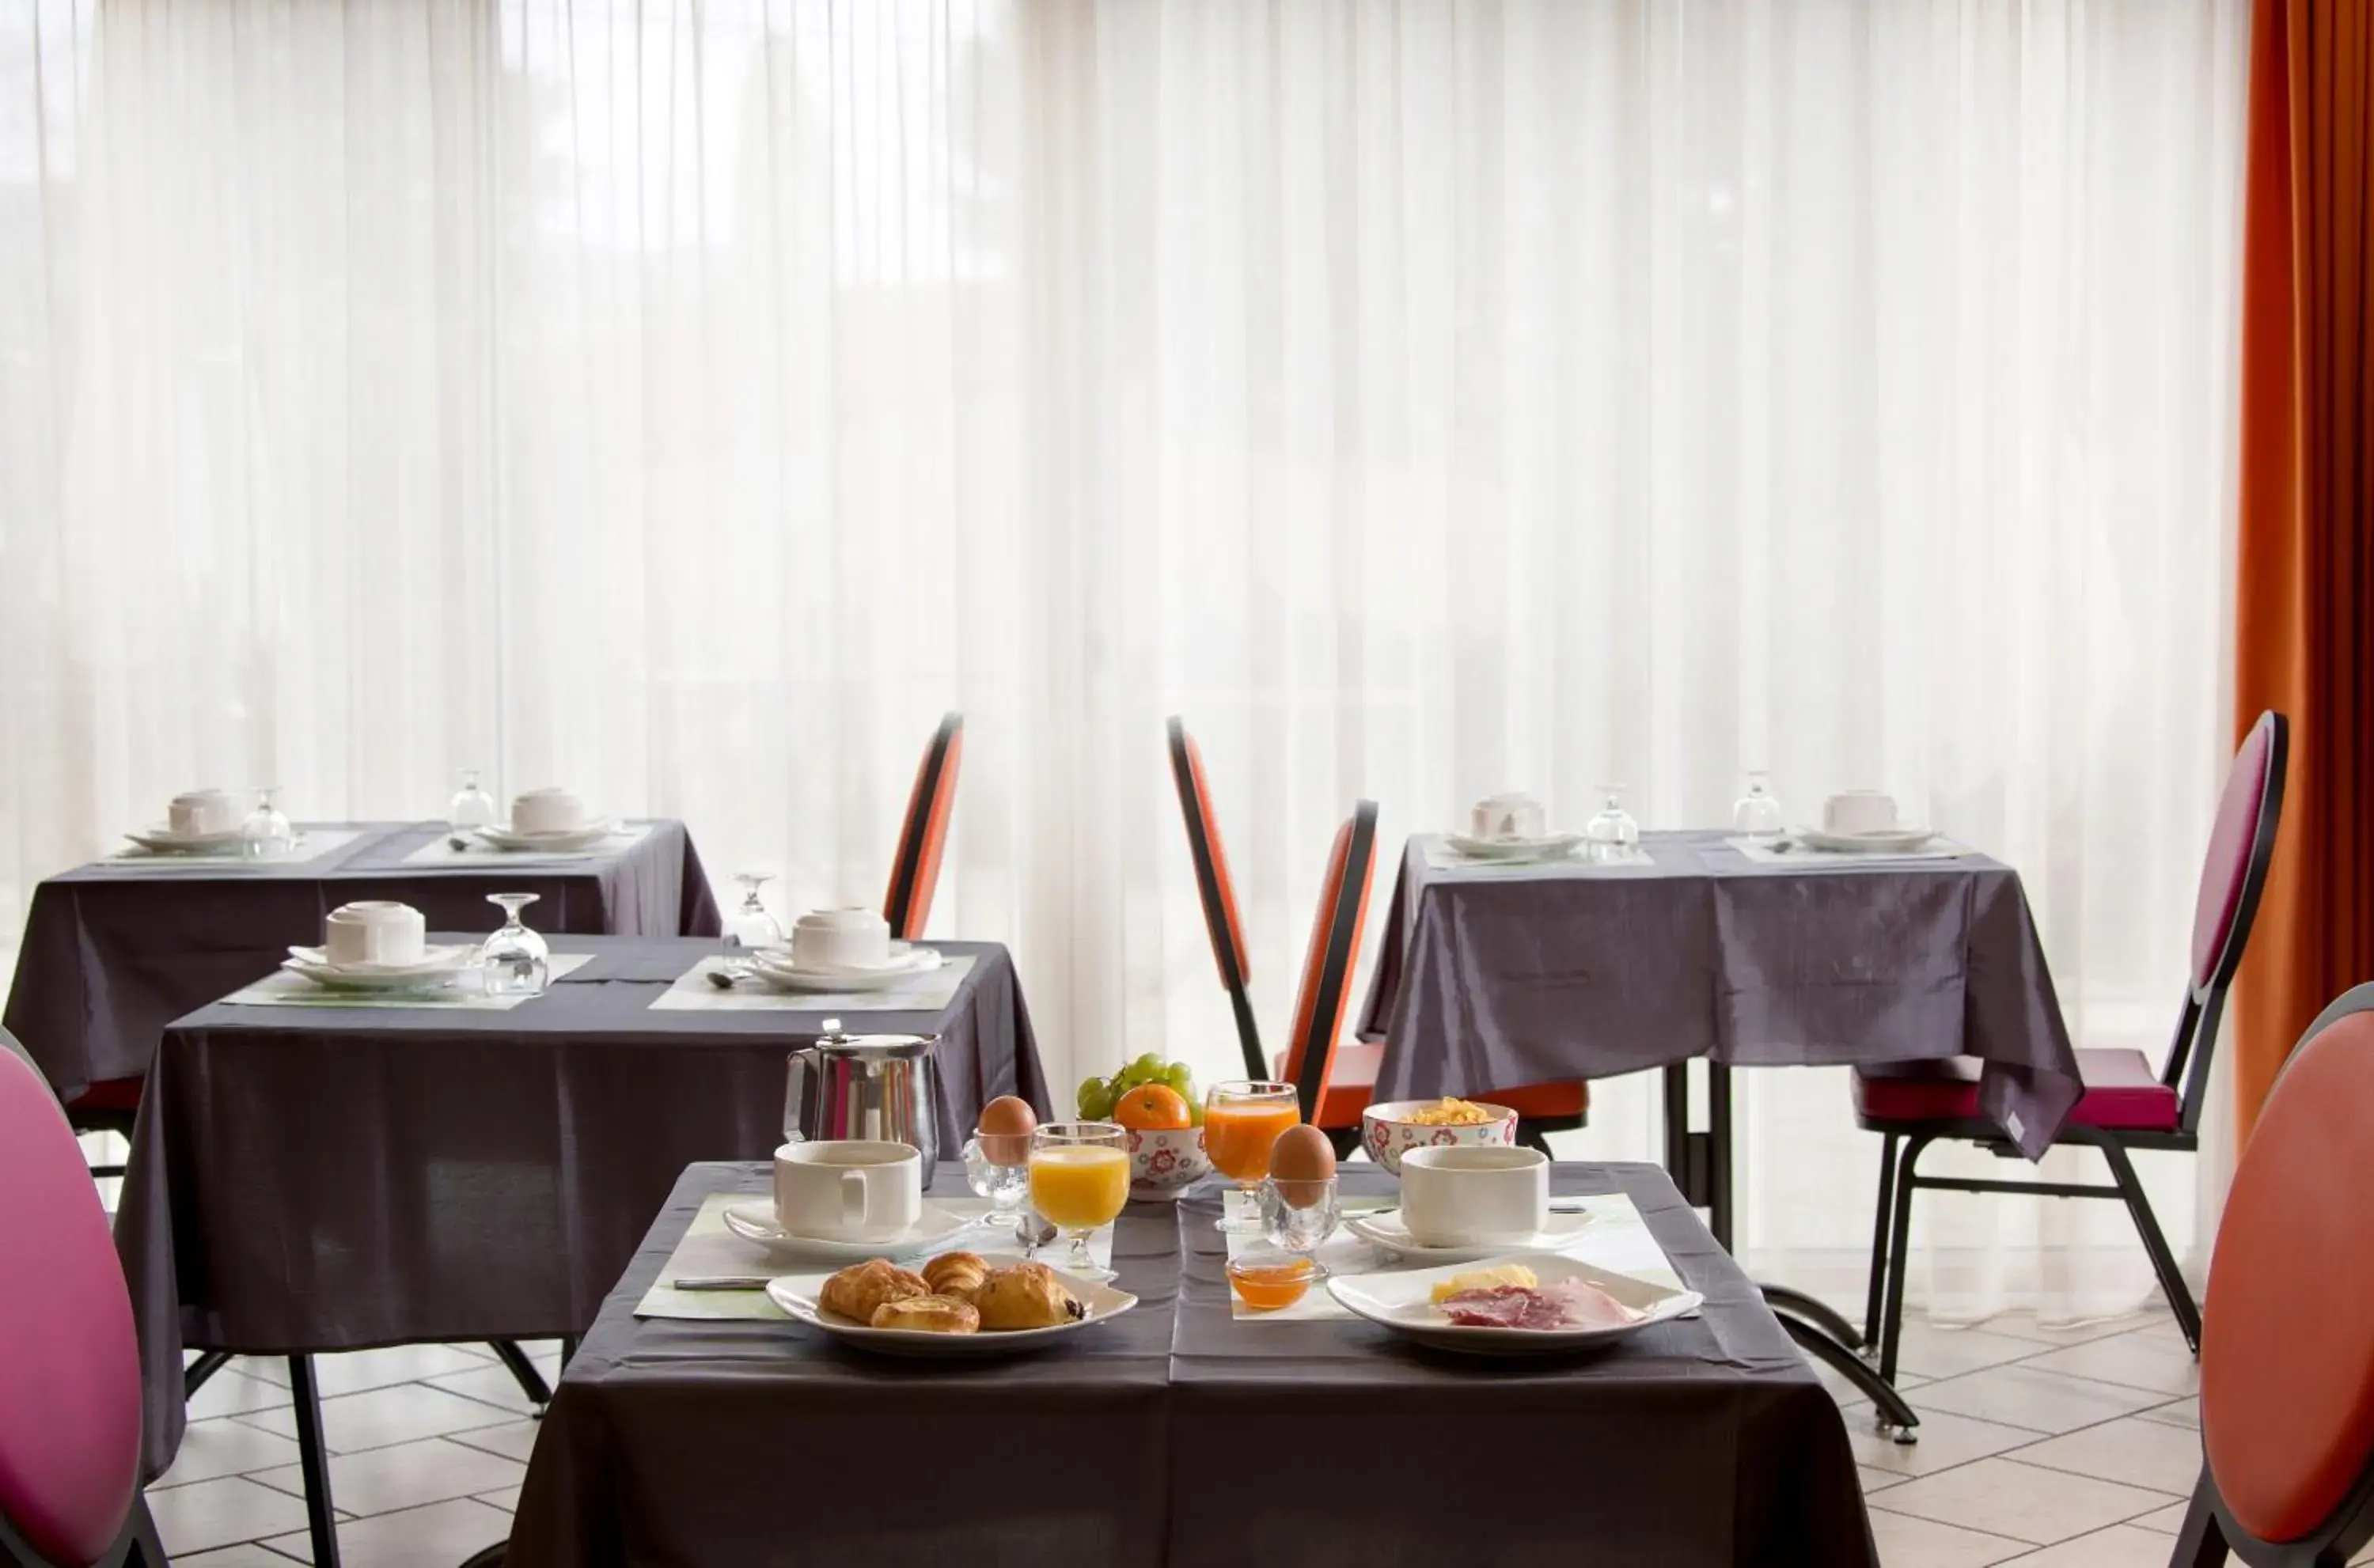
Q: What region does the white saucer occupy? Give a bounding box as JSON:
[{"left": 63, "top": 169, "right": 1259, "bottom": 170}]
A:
[
  {"left": 125, "top": 827, "right": 246, "bottom": 854},
  {"left": 769, "top": 1266, "right": 1136, "bottom": 1358},
  {"left": 282, "top": 945, "right": 476, "bottom": 992},
  {"left": 1442, "top": 832, "right": 1585, "bottom": 862},
  {"left": 1327, "top": 1251, "right": 1701, "bottom": 1356},
  {"left": 472, "top": 819, "right": 622, "bottom": 853},
  {"left": 1345, "top": 1206, "right": 1595, "bottom": 1263},
  {"left": 1795, "top": 827, "right": 1941, "bottom": 854},
  {"left": 742, "top": 945, "right": 946, "bottom": 994},
  {"left": 720, "top": 1199, "right": 970, "bottom": 1262}
]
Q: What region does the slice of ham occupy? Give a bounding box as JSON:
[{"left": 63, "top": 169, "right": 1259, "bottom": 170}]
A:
[{"left": 1438, "top": 1278, "right": 1644, "bottom": 1331}]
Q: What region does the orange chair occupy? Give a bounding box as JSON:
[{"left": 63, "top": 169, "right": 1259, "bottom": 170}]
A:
[
  {"left": 1166, "top": 718, "right": 1264, "bottom": 1080},
  {"left": 883, "top": 712, "right": 963, "bottom": 940},
  {"left": 1272, "top": 799, "right": 1588, "bottom": 1157},
  {"left": 2168, "top": 983, "right": 2374, "bottom": 1567}
]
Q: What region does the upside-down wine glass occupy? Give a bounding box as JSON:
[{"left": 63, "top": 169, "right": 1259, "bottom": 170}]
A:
[
  {"left": 722, "top": 873, "right": 784, "bottom": 950},
  {"left": 480, "top": 892, "right": 551, "bottom": 996},
  {"left": 241, "top": 787, "right": 294, "bottom": 860},
  {"left": 1732, "top": 771, "right": 1785, "bottom": 839},
  {"left": 447, "top": 769, "right": 497, "bottom": 831},
  {"left": 1583, "top": 783, "right": 1640, "bottom": 864}
]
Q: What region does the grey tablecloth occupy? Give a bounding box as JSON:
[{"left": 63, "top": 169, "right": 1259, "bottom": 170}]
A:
[
  {"left": 506, "top": 1161, "right": 1875, "bottom": 1568},
  {"left": 1356, "top": 831, "right": 2079, "bottom": 1157},
  {"left": 3, "top": 820, "right": 722, "bottom": 1103},
  {"left": 114, "top": 935, "right": 1048, "bottom": 1479}
]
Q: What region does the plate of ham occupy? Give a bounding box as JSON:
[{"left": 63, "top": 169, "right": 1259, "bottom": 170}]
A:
[{"left": 1325, "top": 1253, "right": 1701, "bottom": 1355}]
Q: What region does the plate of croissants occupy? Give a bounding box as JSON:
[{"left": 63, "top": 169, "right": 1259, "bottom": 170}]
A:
[{"left": 768, "top": 1251, "right": 1137, "bottom": 1358}]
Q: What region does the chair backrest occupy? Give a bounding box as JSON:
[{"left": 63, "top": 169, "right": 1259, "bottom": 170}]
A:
[
  {"left": 1165, "top": 718, "right": 1262, "bottom": 1078},
  {"left": 0, "top": 1048, "right": 143, "bottom": 1567},
  {"left": 1278, "top": 801, "right": 1378, "bottom": 1127},
  {"left": 2162, "top": 710, "right": 2289, "bottom": 1132},
  {"left": 882, "top": 712, "right": 963, "bottom": 941},
  {"left": 2198, "top": 984, "right": 2374, "bottom": 1555}
]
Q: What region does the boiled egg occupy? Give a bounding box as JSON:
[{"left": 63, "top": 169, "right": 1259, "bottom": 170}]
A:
[
  {"left": 976, "top": 1094, "right": 1038, "bottom": 1165},
  {"left": 1266, "top": 1123, "right": 1337, "bottom": 1208}
]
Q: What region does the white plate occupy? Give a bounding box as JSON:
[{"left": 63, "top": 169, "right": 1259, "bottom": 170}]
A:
[
  {"left": 286, "top": 945, "right": 475, "bottom": 977},
  {"left": 124, "top": 827, "right": 246, "bottom": 854},
  {"left": 741, "top": 946, "right": 946, "bottom": 994},
  {"left": 281, "top": 946, "right": 476, "bottom": 993},
  {"left": 745, "top": 941, "right": 934, "bottom": 976},
  {"left": 1441, "top": 833, "right": 1584, "bottom": 862},
  {"left": 1326, "top": 1251, "right": 1701, "bottom": 1355},
  {"left": 471, "top": 819, "right": 622, "bottom": 852},
  {"left": 768, "top": 1267, "right": 1136, "bottom": 1358},
  {"left": 1345, "top": 1206, "right": 1595, "bottom": 1262},
  {"left": 720, "top": 1199, "right": 971, "bottom": 1263},
  {"left": 1794, "top": 827, "right": 1941, "bottom": 854}
]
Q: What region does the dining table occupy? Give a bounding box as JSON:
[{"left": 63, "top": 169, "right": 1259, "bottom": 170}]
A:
[
  {"left": 3, "top": 818, "right": 721, "bottom": 1104},
  {"left": 111, "top": 932, "right": 1048, "bottom": 1566},
  {"left": 1353, "top": 828, "right": 2084, "bottom": 1438},
  {"left": 503, "top": 1159, "right": 1877, "bottom": 1567}
]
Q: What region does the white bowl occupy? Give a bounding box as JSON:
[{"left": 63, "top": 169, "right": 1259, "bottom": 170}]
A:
[
  {"left": 1360, "top": 1100, "right": 1519, "bottom": 1176},
  {"left": 1127, "top": 1125, "right": 1212, "bottom": 1199}
]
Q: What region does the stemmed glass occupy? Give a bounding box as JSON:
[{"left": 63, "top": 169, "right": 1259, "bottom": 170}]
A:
[
  {"left": 447, "top": 770, "right": 497, "bottom": 831},
  {"left": 1732, "top": 770, "right": 1785, "bottom": 839},
  {"left": 1583, "top": 783, "right": 1640, "bottom": 864},
  {"left": 1026, "top": 1122, "right": 1130, "bottom": 1281},
  {"left": 722, "top": 873, "right": 784, "bottom": 949},
  {"left": 480, "top": 892, "right": 551, "bottom": 996},
  {"left": 1202, "top": 1081, "right": 1300, "bottom": 1233},
  {"left": 241, "top": 787, "right": 294, "bottom": 860}
]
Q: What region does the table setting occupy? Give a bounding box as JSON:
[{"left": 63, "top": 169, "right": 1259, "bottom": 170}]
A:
[
  {"left": 654, "top": 903, "right": 972, "bottom": 1011},
  {"left": 502, "top": 1066, "right": 1876, "bottom": 1568}
]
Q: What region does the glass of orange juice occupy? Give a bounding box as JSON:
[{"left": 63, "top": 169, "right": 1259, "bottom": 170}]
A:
[
  {"left": 1202, "top": 1081, "right": 1300, "bottom": 1233},
  {"left": 1027, "top": 1121, "right": 1131, "bottom": 1280}
]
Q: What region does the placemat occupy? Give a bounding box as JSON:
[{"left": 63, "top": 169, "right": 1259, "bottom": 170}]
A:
[
  {"left": 1220, "top": 1191, "right": 1677, "bottom": 1321},
  {"left": 218, "top": 953, "right": 594, "bottom": 1009},
  {"left": 633, "top": 1191, "right": 1102, "bottom": 1321},
  {"left": 1724, "top": 835, "right": 1973, "bottom": 866},
  {"left": 649, "top": 953, "right": 976, "bottom": 1013},
  {"left": 92, "top": 827, "right": 368, "bottom": 871},
  {"left": 1420, "top": 835, "right": 1657, "bottom": 873},
  {"left": 398, "top": 821, "right": 658, "bottom": 867}
]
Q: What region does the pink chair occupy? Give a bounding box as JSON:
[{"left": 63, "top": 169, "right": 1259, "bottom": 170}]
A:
[{"left": 0, "top": 1047, "right": 168, "bottom": 1566}]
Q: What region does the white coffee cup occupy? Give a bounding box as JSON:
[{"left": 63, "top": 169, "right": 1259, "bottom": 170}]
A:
[
  {"left": 510, "top": 786, "right": 587, "bottom": 836},
  {"left": 791, "top": 907, "right": 893, "bottom": 971},
  {"left": 774, "top": 1140, "right": 923, "bottom": 1241},
  {"left": 1398, "top": 1144, "right": 1549, "bottom": 1246},
  {"left": 169, "top": 789, "right": 239, "bottom": 837},
  {"left": 1822, "top": 790, "right": 1900, "bottom": 836},
  {"left": 1471, "top": 793, "right": 1546, "bottom": 842},
  {"left": 323, "top": 902, "right": 427, "bottom": 968}
]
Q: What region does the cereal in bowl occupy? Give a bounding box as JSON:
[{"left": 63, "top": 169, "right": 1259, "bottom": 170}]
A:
[{"left": 1403, "top": 1097, "right": 1499, "bottom": 1126}]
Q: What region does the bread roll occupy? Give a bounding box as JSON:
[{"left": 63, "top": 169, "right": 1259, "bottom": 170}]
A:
[
  {"left": 819, "top": 1258, "right": 930, "bottom": 1324},
  {"left": 920, "top": 1251, "right": 991, "bottom": 1302},
  {"left": 974, "top": 1262, "right": 1086, "bottom": 1331},
  {"left": 870, "top": 1294, "right": 980, "bottom": 1334}
]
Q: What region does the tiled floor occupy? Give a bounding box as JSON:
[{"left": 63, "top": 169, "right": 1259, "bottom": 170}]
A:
[{"left": 144, "top": 1305, "right": 2346, "bottom": 1567}]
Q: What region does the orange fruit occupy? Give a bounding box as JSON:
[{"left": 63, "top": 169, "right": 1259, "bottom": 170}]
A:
[{"left": 1112, "top": 1082, "right": 1193, "bottom": 1131}]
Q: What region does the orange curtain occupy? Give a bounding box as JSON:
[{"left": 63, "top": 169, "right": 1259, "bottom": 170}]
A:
[{"left": 2232, "top": 0, "right": 2374, "bottom": 1146}]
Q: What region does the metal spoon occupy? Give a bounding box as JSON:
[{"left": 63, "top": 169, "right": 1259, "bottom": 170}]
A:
[{"left": 1018, "top": 1214, "right": 1057, "bottom": 1256}]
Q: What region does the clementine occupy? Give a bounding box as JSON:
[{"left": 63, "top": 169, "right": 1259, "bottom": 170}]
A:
[{"left": 1112, "top": 1082, "right": 1193, "bottom": 1131}]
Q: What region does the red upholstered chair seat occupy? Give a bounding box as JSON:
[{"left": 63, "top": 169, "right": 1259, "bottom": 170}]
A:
[
  {"left": 1853, "top": 1049, "right": 2179, "bottom": 1133},
  {"left": 65, "top": 1077, "right": 144, "bottom": 1116},
  {"left": 1287, "top": 1042, "right": 1590, "bottom": 1131}
]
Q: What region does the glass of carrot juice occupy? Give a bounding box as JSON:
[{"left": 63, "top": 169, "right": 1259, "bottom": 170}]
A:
[{"left": 1202, "top": 1081, "right": 1300, "bottom": 1233}]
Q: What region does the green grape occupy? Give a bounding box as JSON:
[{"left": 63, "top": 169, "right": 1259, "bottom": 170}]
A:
[
  {"left": 1160, "top": 1062, "right": 1194, "bottom": 1095},
  {"left": 1186, "top": 1098, "right": 1205, "bottom": 1127},
  {"left": 1076, "top": 1077, "right": 1109, "bottom": 1117},
  {"left": 1131, "top": 1052, "right": 1164, "bottom": 1080}
]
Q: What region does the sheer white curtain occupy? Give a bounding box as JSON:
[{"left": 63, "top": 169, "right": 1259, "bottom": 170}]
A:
[{"left": 0, "top": 0, "right": 2248, "bottom": 1320}]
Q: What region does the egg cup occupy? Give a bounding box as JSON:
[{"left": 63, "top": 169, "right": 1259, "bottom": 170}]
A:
[{"left": 1257, "top": 1174, "right": 1341, "bottom": 1256}]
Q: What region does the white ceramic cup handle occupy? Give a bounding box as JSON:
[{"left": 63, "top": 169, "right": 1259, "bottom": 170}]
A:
[{"left": 841, "top": 1170, "right": 867, "bottom": 1225}]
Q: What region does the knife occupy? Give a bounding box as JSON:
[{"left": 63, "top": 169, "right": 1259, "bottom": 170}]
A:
[{"left": 669, "top": 1275, "right": 775, "bottom": 1291}]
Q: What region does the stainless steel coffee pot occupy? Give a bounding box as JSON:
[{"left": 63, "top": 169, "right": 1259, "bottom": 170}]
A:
[{"left": 782, "top": 1018, "right": 941, "bottom": 1188}]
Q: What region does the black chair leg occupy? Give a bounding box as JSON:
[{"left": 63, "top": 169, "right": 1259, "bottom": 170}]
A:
[
  {"left": 2171, "top": 1470, "right": 2229, "bottom": 1566},
  {"left": 1780, "top": 1313, "right": 1921, "bottom": 1442},
  {"left": 183, "top": 1348, "right": 234, "bottom": 1399},
  {"left": 1514, "top": 1120, "right": 1554, "bottom": 1157},
  {"left": 2099, "top": 1138, "right": 2202, "bottom": 1354},
  {"left": 123, "top": 1493, "right": 170, "bottom": 1566},
  {"left": 288, "top": 1354, "right": 342, "bottom": 1568},
  {"left": 1877, "top": 1136, "right": 1928, "bottom": 1387},
  {"left": 487, "top": 1339, "right": 552, "bottom": 1405},
  {"left": 1761, "top": 1286, "right": 1863, "bottom": 1350},
  {"left": 1863, "top": 1132, "right": 1898, "bottom": 1352}
]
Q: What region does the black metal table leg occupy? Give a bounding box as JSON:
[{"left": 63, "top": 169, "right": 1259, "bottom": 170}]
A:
[
  {"left": 288, "top": 1354, "right": 343, "bottom": 1566},
  {"left": 183, "top": 1348, "right": 234, "bottom": 1398},
  {"left": 487, "top": 1339, "right": 552, "bottom": 1406}
]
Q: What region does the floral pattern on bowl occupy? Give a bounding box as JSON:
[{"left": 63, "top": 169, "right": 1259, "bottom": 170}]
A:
[
  {"left": 1128, "top": 1125, "right": 1211, "bottom": 1199},
  {"left": 1360, "top": 1100, "right": 1519, "bottom": 1176}
]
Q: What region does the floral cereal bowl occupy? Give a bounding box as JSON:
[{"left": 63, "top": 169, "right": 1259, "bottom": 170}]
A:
[
  {"left": 1360, "top": 1099, "right": 1519, "bottom": 1176},
  {"left": 1127, "top": 1126, "right": 1211, "bottom": 1201}
]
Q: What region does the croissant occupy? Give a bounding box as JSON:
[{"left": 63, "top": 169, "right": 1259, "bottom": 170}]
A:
[
  {"left": 870, "top": 1294, "right": 980, "bottom": 1334},
  {"left": 819, "top": 1258, "right": 930, "bottom": 1324},
  {"left": 920, "top": 1251, "right": 991, "bottom": 1303},
  {"left": 974, "top": 1262, "right": 1086, "bottom": 1331}
]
